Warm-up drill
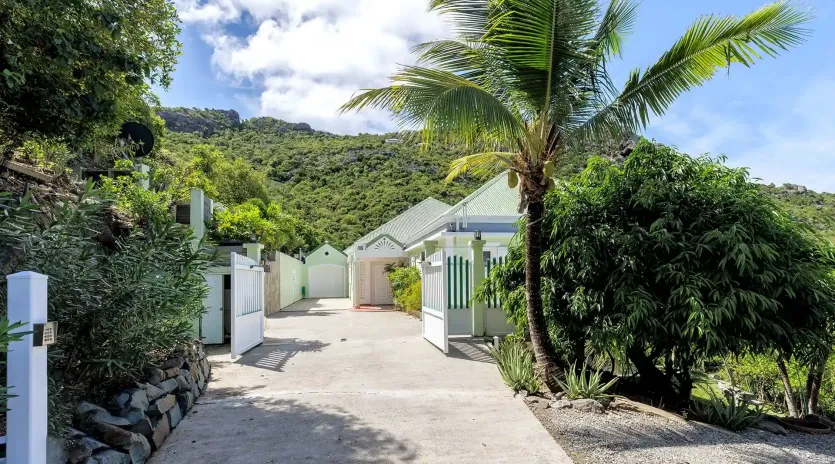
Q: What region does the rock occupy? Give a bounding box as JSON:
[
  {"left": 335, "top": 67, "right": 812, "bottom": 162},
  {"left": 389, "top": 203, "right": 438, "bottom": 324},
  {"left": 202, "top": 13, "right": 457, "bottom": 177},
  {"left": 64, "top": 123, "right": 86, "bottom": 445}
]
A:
[
  {"left": 121, "top": 407, "right": 146, "bottom": 426},
  {"left": 162, "top": 366, "right": 180, "bottom": 380},
  {"left": 145, "top": 367, "right": 165, "bottom": 385},
  {"left": 149, "top": 416, "right": 171, "bottom": 450},
  {"left": 89, "top": 449, "right": 130, "bottom": 464},
  {"left": 47, "top": 436, "right": 68, "bottom": 464},
  {"left": 197, "top": 370, "right": 206, "bottom": 391},
  {"left": 177, "top": 391, "right": 194, "bottom": 414},
  {"left": 189, "top": 364, "right": 200, "bottom": 382},
  {"left": 176, "top": 374, "right": 191, "bottom": 392},
  {"left": 157, "top": 378, "right": 179, "bottom": 394},
  {"left": 200, "top": 358, "right": 210, "bottom": 377},
  {"left": 191, "top": 379, "right": 200, "bottom": 399},
  {"left": 78, "top": 436, "right": 110, "bottom": 453},
  {"left": 67, "top": 427, "right": 87, "bottom": 439},
  {"left": 92, "top": 422, "right": 134, "bottom": 448},
  {"left": 69, "top": 437, "right": 109, "bottom": 464},
  {"left": 126, "top": 434, "right": 151, "bottom": 464},
  {"left": 160, "top": 356, "right": 184, "bottom": 370},
  {"left": 754, "top": 420, "right": 788, "bottom": 435},
  {"left": 168, "top": 401, "right": 183, "bottom": 428},
  {"left": 90, "top": 410, "right": 132, "bottom": 427},
  {"left": 553, "top": 391, "right": 567, "bottom": 400},
  {"left": 571, "top": 399, "right": 605, "bottom": 413},
  {"left": 147, "top": 394, "right": 177, "bottom": 417},
  {"left": 77, "top": 401, "right": 107, "bottom": 417},
  {"left": 114, "top": 389, "right": 149, "bottom": 412},
  {"left": 68, "top": 444, "right": 93, "bottom": 464},
  {"left": 138, "top": 382, "right": 166, "bottom": 402},
  {"left": 551, "top": 399, "right": 572, "bottom": 410},
  {"left": 130, "top": 416, "right": 154, "bottom": 441}
]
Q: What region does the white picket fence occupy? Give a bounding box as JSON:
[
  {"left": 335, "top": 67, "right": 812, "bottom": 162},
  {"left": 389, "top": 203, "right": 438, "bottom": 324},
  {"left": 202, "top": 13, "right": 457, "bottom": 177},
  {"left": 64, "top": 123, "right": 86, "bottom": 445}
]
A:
[
  {"left": 230, "top": 252, "right": 265, "bottom": 358},
  {"left": 5, "top": 271, "right": 50, "bottom": 464}
]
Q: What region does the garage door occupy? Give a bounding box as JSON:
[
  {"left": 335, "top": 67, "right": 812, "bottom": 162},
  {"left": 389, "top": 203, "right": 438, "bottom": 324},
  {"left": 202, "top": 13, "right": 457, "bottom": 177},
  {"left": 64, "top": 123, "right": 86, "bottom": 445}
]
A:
[{"left": 308, "top": 264, "right": 346, "bottom": 298}]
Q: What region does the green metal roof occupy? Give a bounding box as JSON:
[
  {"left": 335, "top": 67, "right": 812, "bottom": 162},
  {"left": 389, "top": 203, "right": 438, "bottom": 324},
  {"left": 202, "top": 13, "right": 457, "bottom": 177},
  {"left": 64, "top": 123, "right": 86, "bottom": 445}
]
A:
[
  {"left": 345, "top": 197, "right": 451, "bottom": 253},
  {"left": 444, "top": 171, "right": 521, "bottom": 218}
]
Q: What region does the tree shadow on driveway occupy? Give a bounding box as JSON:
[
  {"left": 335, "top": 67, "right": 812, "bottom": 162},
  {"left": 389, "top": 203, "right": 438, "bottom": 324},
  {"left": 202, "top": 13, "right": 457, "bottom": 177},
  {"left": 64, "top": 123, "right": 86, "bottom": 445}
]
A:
[
  {"left": 235, "top": 338, "right": 330, "bottom": 372},
  {"left": 152, "top": 396, "right": 418, "bottom": 464}
]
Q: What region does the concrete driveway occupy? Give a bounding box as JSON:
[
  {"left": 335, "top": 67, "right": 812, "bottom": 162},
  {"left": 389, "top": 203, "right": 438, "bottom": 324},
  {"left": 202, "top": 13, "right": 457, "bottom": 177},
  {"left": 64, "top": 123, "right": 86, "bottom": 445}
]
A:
[{"left": 150, "top": 298, "right": 571, "bottom": 464}]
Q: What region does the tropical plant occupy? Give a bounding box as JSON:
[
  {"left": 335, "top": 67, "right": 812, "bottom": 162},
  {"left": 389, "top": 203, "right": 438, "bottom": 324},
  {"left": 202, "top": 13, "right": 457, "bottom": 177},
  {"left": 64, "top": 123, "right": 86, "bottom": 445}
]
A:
[
  {"left": 211, "top": 199, "right": 299, "bottom": 252},
  {"left": 489, "top": 336, "right": 541, "bottom": 393},
  {"left": 482, "top": 141, "right": 835, "bottom": 406},
  {"left": 557, "top": 362, "right": 618, "bottom": 401},
  {"left": 0, "top": 186, "right": 214, "bottom": 431},
  {"left": 688, "top": 387, "right": 764, "bottom": 431},
  {"left": 387, "top": 266, "right": 422, "bottom": 315},
  {"left": 341, "top": 0, "right": 812, "bottom": 390},
  {"left": 0, "top": 319, "right": 27, "bottom": 412},
  {"left": 0, "top": 0, "right": 180, "bottom": 153}
]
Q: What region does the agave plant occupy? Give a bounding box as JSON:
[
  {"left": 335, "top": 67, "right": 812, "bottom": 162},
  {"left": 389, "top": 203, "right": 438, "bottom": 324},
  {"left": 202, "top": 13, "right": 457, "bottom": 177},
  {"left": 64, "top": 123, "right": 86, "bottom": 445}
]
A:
[
  {"left": 341, "top": 0, "right": 812, "bottom": 390},
  {"left": 489, "top": 336, "right": 541, "bottom": 393},
  {"left": 688, "top": 387, "right": 765, "bottom": 431},
  {"left": 557, "top": 362, "right": 619, "bottom": 401}
]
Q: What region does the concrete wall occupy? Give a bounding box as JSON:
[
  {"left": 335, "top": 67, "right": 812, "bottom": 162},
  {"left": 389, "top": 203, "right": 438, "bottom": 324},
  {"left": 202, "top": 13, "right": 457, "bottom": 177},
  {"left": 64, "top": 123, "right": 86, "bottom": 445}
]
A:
[{"left": 279, "top": 252, "right": 307, "bottom": 309}]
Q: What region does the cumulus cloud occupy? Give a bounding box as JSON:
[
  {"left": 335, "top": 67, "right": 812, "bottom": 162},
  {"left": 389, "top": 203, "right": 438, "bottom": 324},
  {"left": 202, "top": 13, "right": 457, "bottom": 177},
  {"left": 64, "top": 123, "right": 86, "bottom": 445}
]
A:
[
  {"left": 650, "top": 77, "right": 835, "bottom": 193},
  {"left": 175, "top": 0, "right": 450, "bottom": 133}
]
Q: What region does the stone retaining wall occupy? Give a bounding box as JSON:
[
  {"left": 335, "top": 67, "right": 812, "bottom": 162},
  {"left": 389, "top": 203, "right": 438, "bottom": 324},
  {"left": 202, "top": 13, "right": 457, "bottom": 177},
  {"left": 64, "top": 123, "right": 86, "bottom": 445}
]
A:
[{"left": 50, "top": 342, "right": 211, "bottom": 464}]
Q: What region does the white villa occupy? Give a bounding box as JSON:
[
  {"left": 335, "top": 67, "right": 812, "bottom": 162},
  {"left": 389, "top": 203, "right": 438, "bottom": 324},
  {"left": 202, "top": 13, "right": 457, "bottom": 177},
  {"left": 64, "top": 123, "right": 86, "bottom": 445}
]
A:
[{"left": 344, "top": 171, "right": 521, "bottom": 310}]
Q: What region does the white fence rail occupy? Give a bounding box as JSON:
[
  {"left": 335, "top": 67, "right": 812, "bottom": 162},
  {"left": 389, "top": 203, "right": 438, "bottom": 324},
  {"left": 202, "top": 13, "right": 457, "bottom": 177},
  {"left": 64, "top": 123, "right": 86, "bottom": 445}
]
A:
[
  {"left": 6, "top": 271, "right": 49, "bottom": 464},
  {"left": 230, "top": 252, "right": 265, "bottom": 358},
  {"left": 420, "top": 250, "right": 448, "bottom": 353}
]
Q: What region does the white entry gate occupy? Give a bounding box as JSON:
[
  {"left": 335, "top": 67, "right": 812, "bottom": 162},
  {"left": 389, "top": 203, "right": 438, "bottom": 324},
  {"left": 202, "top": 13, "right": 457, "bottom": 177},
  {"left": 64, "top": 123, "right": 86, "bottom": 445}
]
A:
[
  {"left": 230, "top": 252, "right": 265, "bottom": 358},
  {"left": 420, "top": 250, "right": 449, "bottom": 353}
]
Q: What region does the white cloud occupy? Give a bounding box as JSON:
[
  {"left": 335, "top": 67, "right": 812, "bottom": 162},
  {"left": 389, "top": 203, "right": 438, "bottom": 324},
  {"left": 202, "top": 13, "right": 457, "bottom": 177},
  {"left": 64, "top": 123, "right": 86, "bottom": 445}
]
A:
[
  {"left": 649, "top": 78, "right": 835, "bottom": 193},
  {"left": 176, "top": 0, "right": 449, "bottom": 133}
]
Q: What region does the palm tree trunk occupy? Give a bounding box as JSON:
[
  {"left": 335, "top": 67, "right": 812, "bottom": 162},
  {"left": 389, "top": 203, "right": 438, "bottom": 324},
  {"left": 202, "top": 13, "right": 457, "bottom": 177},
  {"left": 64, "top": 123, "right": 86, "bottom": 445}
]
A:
[
  {"left": 523, "top": 193, "right": 561, "bottom": 392},
  {"left": 777, "top": 355, "right": 799, "bottom": 418}
]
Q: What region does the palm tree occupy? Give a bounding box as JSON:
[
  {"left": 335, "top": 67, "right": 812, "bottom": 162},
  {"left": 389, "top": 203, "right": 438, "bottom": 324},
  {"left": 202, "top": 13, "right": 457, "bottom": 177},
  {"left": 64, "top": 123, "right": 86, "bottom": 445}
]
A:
[{"left": 341, "top": 0, "right": 811, "bottom": 390}]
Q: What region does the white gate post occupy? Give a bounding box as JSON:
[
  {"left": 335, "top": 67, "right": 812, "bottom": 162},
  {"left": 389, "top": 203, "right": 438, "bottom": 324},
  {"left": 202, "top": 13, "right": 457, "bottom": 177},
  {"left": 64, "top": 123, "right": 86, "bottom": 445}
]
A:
[{"left": 6, "top": 271, "right": 49, "bottom": 464}]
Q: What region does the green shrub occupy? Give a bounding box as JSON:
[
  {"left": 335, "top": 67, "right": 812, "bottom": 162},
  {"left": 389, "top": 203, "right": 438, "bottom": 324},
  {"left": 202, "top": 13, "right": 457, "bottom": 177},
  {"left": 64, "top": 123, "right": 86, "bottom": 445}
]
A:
[
  {"left": 0, "top": 186, "right": 214, "bottom": 432},
  {"left": 688, "top": 388, "right": 764, "bottom": 431},
  {"left": 557, "top": 363, "right": 618, "bottom": 401},
  {"left": 483, "top": 140, "right": 835, "bottom": 406},
  {"left": 489, "top": 336, "right": 540, "bottom": 393},
  {"left": 387, "top": 266, "right": 421, "bottom": 314}
]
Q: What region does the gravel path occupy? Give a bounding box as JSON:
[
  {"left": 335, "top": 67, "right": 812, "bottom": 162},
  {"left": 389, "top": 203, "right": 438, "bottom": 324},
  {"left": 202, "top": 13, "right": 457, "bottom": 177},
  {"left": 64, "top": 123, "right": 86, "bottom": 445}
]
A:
[{"left": 528, "top": 401, "right": 835, "bottom": 463}]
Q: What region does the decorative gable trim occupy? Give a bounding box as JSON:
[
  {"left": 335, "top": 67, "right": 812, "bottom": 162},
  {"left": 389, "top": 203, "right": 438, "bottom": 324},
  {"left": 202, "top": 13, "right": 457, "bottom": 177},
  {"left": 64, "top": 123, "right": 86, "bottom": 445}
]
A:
[{"left": 365, "top": 233, "right": 405, "bottom": 250}]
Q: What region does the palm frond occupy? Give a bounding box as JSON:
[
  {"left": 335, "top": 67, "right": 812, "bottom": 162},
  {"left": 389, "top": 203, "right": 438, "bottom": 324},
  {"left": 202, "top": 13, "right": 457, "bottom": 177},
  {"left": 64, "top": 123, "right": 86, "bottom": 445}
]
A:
[
  {"left": 429, "top": 0, "right": 490, "bottom": 41},
  {"left": 447, "top": 151, "right": 517, "bottom": 182},
  {"left": 484, "top": 0, "right": 600, "bottom": 113},
  {"left": 575, "top": 1, "right": 812, "bottom": 142},
  {"left": 340, "top": 66, "right": 525, "bottom": 146},
  {"left": 594, "top": 0, "right": 639, "bottom": 60}
]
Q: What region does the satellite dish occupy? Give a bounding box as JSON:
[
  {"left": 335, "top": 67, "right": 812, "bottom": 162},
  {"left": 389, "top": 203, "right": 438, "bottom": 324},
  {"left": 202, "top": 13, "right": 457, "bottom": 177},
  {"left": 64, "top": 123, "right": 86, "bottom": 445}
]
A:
[{"left": 118, "top": 122, "right": 155, "bottom": 157}]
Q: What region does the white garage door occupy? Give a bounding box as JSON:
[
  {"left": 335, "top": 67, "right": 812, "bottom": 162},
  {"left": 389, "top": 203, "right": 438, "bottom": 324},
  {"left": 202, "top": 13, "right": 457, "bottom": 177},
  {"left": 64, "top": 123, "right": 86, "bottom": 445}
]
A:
[{"left": 308, "top": 264, "right": 346, "bottom": 298}]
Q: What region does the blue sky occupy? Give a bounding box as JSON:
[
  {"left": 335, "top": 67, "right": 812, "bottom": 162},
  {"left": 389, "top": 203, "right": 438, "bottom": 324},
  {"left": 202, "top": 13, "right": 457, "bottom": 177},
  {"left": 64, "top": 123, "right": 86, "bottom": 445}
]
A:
[{"left": 161, "top": 1, "right": 835, "bottom": 192}]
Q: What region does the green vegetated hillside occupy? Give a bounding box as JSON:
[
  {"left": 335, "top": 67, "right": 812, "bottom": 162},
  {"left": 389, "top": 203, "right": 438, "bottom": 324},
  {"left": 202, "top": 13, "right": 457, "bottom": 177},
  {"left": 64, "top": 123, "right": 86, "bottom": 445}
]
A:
[
  {"left": 159, "top": 109, "right": 485, "bottom": 249},
  {"left": 761, "top": 183, "right": 835, "bottom": 241},
  {"left": 157, "top": 108, "right": 835, "bottom": 249}
]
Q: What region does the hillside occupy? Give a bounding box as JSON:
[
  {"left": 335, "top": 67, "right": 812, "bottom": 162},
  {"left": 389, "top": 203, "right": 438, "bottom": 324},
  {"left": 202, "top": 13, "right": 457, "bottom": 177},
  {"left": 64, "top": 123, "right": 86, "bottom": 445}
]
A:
[
  {"left": 156, "top": 108, "right": 835, "bottom": 249},
  {"left": 158, "top": 109, "right": 488, "bottom": 249}
]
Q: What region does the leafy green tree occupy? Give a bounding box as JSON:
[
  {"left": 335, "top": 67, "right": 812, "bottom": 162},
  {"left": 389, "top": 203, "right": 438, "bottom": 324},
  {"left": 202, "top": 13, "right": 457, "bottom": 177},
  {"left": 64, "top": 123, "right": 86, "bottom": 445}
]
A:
[
  {"left": 341, "top": 0, "right": 811, "bottom": 389},
  {"left": 0, "top": 0, "right": 180, "bottom": 153},
  {"left": 484, "top": 141, "right": 835, "bottom": 405},
  {"left": 212, "top": 200, "right": 299, "bottom": 252}
]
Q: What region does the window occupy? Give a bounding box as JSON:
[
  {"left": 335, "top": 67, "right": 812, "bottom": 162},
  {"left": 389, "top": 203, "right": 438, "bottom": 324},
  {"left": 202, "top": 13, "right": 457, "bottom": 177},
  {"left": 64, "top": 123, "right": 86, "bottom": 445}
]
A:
[
  {"left": 324, "top": 251, "right": 330, "bottom": 256},
  {"left": 483, "top": 251, "right": 492, "bottom": 262}
]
